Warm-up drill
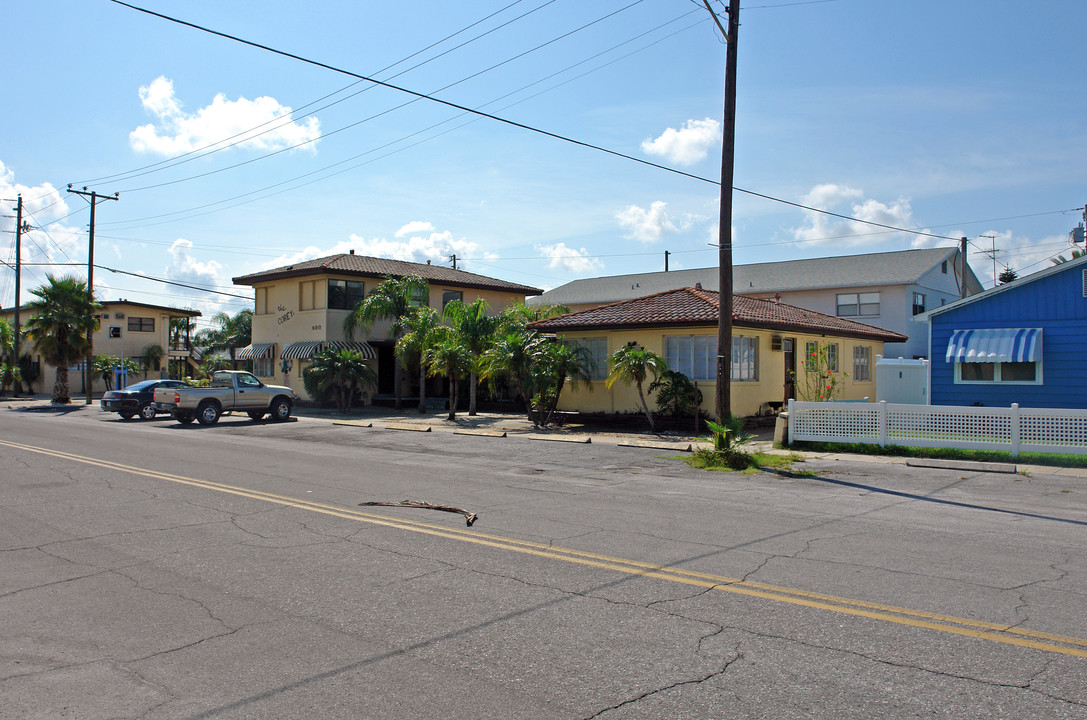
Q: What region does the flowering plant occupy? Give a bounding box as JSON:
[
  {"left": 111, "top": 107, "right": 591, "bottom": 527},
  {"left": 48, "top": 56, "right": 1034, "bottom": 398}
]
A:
[{"left": 791, "top": 342, "right": 848, "bottom": 401}]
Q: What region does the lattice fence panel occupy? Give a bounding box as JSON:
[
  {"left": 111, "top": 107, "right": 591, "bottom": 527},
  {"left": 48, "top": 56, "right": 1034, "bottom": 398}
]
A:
[{"left": 1020, "top": 412, "right": 1087, "bottom": 451}]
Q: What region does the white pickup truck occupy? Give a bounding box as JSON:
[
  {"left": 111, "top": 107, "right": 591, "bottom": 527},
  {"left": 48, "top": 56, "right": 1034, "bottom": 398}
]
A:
[{"left": 152, "top": 370, "right": 296, "bottom": 425}]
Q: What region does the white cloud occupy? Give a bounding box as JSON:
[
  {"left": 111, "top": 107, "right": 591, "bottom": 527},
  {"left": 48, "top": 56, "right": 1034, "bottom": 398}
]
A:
[
  {"left": 616, "top": 201, "right": 681, "bottom": 244},
  {"left": 641, "top": 118, "right": 720, "bottom": 165},
  {"left": 535, "top": 243, "right": 603, "bottom": 274},
  {"left": 129, "top": 76, "right": 321, "bottom": 156},
  {"left": 163, "top": 238, "right": 226, "bottom": 305},
  {"left": 394, "top": 221, "right": 435, "bottom": 238},
  {"left": 791, "top": 183, "right": 929, "bottom": 247}
]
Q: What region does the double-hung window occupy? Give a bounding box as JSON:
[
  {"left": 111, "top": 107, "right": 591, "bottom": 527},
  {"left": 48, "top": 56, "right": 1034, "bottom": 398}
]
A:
[
  {"left": 665, "top": 335, "right": 715, "bottom": 381},
  {"left": 572, "top": 338, "right": 608, "bottom": 380},
  {"left": 836, "top": 292, "right": 880, "bottom": 317},
  {"left": 328, "top": 279, "right": 365, "bottom": 310},
  {"left": 853, "top": 345, "right": 872, "bottom": 381}
]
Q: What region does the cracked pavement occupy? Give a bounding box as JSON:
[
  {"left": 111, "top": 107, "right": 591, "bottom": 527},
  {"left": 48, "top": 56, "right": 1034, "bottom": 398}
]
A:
[{"left": 1, "top": 405, "right": 1086, "bottom": 718}]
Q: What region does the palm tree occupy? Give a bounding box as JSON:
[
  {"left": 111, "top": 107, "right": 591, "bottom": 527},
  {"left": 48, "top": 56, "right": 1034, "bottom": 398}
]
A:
[
  {"left": 343, "top": 275, "right": 429, "bottom": 410},
  {"left": 23, "top": 275, "right": 102, "bottom": 403},
  {"left": 529, "top": 338, "right": 593, "bottom": 427},
  {"left": 0, "top": 318, "right": 20, "bottom": 396},
  {"left": 304, "top": 348, "right": 377, "bottom": 414},
  {"left": 423, "top": 327, "right": 470, "bottom": 421},
  {"left": 197, "top": 309, "right": 253, "bottom": 362},
  {"left": 443, "top": 298, "right": 498, "bottom": 416},
  {"left": 606, "top": 344, "right": 668, "bottom": 432},
  {"left": 1052, "top": 249, "right": 1086, "bottom": 265},
  {"left": 139, "top": 343, "right": 165, "bottom": 379},
  {"left": 396, "top": 305, "right": 441, "bottom": 413}
]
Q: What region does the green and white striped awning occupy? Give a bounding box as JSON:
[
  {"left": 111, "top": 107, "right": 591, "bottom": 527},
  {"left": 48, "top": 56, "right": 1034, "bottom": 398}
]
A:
[
  {"left": 281, "top": 340, "right": 376, "bottom": 360},
  {"left": 235, "top": 343, "right": 275, "bottom": 360}
]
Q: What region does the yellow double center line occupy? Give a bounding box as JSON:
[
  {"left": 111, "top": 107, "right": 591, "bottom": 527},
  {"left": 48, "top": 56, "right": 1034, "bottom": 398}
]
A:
[{"left": 5, "top": 438, "right": 1086, "bottom": 658}]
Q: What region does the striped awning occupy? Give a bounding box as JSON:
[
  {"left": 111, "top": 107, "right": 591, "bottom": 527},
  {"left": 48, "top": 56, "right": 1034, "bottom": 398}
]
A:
[
  {"left": 946, "top": 328, "right": 1041, "bottom": 363},
  {"left": 323, "top": 340, "right": 376, "bottom": 359},
  {"left": 281, "top": 340, "right": 376, "bottom": 360},
  {"left": 235, "top": 343, "right": 275, "bottom": 360},
  {"left": 281, "top": 341, "right": 324, "bottom": 360}
]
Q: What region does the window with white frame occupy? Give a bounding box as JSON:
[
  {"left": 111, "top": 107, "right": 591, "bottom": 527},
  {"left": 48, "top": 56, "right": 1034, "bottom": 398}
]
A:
[
  {"left": 665, "top": 335, "right": 715, "bottom": 381},
  {"left": 731, "top": 336, "right": 758, "bottom": 381},
  {"left": 572, "top": 337, "right": 608, "bottom": 380},
  {"left": 912, "top": 292, "right": 926, "bottom": 316},
  {"left": 956, "top": 361, "right": 1040, "bottom": 384},
  {"left": 853, "top": 345, "right": 872, "bottom": 381},
  {"left": 836, "top": 292, "right": 880, "bottom": 317},
  {"left": 254, "top": 356, "right": 274, "bottom": 377},
  {"left": 804, "top": 341, "right": 838, "bottom": 372}
]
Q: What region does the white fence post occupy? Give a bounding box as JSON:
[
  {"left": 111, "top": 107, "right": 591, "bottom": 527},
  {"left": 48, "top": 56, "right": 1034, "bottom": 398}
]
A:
[
  {"left": 1011, "top": 403, "right": 1020, "bottom": 459},
  {"left": 879, "top": 401, "right": 888, "bottom": 448}
]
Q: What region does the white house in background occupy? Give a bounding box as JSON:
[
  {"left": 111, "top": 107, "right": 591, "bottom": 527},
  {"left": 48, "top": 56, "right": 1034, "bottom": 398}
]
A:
[{"left": 529, "top": 247, "right": 984, "bottom": 360}]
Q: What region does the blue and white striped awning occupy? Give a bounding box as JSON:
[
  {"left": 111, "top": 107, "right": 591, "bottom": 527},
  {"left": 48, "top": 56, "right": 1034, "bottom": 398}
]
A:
[{"left": 945, "top": 328, "right": 1041, "bottom": 363}]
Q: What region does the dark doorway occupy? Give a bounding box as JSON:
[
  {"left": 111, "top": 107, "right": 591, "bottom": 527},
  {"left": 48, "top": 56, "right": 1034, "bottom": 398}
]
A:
[
  {"left": 376, "top": 343, "right": 395, "bottom": 395},
  {"left": 783, "top": 337, "right": 796, "bottom": 402}
]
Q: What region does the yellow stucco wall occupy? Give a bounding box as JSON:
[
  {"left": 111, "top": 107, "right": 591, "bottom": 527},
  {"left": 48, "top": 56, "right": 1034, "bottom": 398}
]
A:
[
  {"left": 251, "top": 274, "right": 531, "bottom": 399},
  {"left": 550, "top": 326, "right": 883, "bottom": 418}
]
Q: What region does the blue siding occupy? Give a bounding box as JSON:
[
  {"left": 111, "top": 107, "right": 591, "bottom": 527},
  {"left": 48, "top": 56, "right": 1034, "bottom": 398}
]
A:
[{"left": 930, "top": 265, "right": 1087, "bottom": 408}]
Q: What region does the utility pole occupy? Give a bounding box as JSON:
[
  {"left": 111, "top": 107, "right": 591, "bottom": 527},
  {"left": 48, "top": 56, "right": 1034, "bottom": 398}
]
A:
[
  {"left": 67, "top": 186, "right": 118, "bottom": 405},
  {"left": 449, "top": 254, "right": 457, "bottom": 270},
  {"left": 13, "top": 196, "right": 23, "bottom": 393},
  {"left": 704, "top": 0, "right": 740, "bottom": 423}
]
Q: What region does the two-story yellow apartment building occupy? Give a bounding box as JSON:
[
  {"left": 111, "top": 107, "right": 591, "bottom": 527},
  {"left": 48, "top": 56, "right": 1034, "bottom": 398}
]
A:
[
  {"left": 232, "top": 251, "right": 541, "bottom": 401},
  {"left": 1, "top": 299, "right": 200, "bottom": 396},
  {"left": 527, "top": 287, "right": 908, "bottom": 418}
]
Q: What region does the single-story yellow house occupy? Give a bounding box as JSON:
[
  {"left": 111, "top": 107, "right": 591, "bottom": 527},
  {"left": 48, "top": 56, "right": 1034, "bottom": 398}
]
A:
[
  {"left": 1, "top": 299, "right": 201, "bottom": 396},
  {"left": 527, "top": 286, "right": 908, "bottom": 418},
  {"left": 232, "top": 251, "right": 542, "bottom": 401}
]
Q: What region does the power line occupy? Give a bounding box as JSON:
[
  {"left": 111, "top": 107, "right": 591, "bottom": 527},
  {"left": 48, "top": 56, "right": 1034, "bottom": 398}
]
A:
[{"left": 108, "top": 0, "right": 968, "bottom": 245}]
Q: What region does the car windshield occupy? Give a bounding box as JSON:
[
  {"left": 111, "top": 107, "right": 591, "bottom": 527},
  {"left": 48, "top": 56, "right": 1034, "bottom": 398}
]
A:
[{"left": 124, "top": 381, "right": 159, "bottom": 391}]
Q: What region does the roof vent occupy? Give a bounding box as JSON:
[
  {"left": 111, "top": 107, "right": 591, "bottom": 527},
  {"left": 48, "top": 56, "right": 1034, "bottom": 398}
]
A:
[
  {"left": 350, "top": 249, "right": 355, "bottom": 255},
  {"left": 695, "top": 282, "right": 702, "bottom": 290},
  {"left": 427, "top": 260, "right": 431, "bottom": 265}
]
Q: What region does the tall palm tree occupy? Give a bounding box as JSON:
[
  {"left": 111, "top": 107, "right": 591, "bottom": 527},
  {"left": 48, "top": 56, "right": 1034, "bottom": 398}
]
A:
[
  {"left": 197, "top": 309, "right": 253, "bottom": 362},
  {"left": 606, "top": 344, "right": 668, "bottom": 432},
  {"left": 396, "top": 305, "right": 441, "bottom": 413},
  {"left": 304, "top": 348, "right": 377, "bottom": 414},
  {"left": 23, "top": 275, "right": 102, "bottom": 403},
  {"left": 423, "top": 327, "right": 470, "bottom": 421},
  {"left": 443, "top": 298, "right": 498, "bottom": 416},
  {"left": 0, "top": 318, "right": 20, "bottom": 396},
  {"left": 343, "top": 275, "right": 429, "bottom": 410}
]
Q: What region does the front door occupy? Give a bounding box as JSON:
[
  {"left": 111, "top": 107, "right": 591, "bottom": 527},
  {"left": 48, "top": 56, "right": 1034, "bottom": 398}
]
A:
[{"left": 783, "top": 337, "right": 796, "bottom": 402}]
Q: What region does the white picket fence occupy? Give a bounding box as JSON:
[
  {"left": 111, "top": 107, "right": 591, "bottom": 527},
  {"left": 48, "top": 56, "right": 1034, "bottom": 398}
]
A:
[{"left": 787, "top": 399, "right": 1087, "bottom": 458}]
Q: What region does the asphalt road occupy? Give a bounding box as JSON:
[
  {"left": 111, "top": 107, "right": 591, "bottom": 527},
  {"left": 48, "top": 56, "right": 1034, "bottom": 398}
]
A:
[{"left": 2, "top": 404, "right": 1086, "bottom": 719}]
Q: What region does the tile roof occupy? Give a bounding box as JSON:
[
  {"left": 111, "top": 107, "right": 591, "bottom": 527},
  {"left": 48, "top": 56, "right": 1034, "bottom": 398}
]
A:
[
  {"left": 232, "top": 253, "right": 542, "bottom": 296},
  {"left": 527, "top": 287, "right": 908, "bottom": 342},
  {"left": 529, "top": 247, "right": 980, "bottom": 306}
]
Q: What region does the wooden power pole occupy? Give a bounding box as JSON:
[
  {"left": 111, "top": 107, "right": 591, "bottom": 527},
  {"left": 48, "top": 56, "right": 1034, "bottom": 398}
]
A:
[{"left": 706, "top": 0, "right": 741, "bottom": 422}]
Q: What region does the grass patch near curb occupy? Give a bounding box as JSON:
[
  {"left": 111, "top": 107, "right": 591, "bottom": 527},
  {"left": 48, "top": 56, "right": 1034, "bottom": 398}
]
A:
[
  {"left": 786, "top": 441, "right": 1087, "bottom": 468},
  {"left": 683, "top": 448, "right": 805, "bottom": 473}
]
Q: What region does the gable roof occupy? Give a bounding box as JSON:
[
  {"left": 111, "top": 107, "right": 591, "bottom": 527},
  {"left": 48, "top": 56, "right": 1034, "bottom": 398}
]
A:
[
  {"left": 530, "top": 247, "right": 979, "bottom": 307},
  {"left": 3, "top": 299, "right": 201, "bottom": 318},
  {"left": 924, "top": 251, "right": 1087, "bottom": 318},
  {"left": 528, "top": 287, "right": 908, "bottom": 342},
  {"left": 233, "top": 253, "right": 542, "bottom": 296}
]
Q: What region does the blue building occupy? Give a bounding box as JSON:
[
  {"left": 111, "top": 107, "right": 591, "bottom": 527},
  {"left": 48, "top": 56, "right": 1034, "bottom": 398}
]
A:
[{"left": 926, "top": 254, "right": 1087, "bottom": 408}]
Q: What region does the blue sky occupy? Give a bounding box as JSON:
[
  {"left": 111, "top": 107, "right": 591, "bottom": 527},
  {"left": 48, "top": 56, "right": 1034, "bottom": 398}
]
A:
[{"left": 2, "top": 0, "right": 1084, "bottom": 334}]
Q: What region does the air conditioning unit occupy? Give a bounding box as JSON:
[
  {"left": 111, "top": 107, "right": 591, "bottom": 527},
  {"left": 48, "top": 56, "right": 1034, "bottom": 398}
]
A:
[{"left": 771, "top": 336, "right": 783, "bottom": 352}]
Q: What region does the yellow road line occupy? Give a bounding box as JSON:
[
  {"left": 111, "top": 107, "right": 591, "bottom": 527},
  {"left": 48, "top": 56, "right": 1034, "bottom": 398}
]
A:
[{"left": 4, "top": 438, "right": 1086, "bottom": 658}]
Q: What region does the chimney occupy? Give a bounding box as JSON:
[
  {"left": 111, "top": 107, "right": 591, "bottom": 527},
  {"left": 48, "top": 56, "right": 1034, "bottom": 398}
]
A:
[
  {"left": 350, "top": 249, "right": 355, "bottom": 254},
  {"left": 427, "top": 260, "right": 431, "bottom": 265},
  {"left": 695, "top": 282, "right": 702, "bottom": 290},
  {"left": 775, "top": 292, "right": 781, "bottom": 303}
]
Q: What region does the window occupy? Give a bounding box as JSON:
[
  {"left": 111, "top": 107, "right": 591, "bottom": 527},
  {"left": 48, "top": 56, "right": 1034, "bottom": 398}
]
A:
[
  {"left": 572, "top": 338, "right": 608, "bottom": 380},
  {"left": 127, "top": 317, "right": 154, "bottom": 332},
  {"left": 409, "top": 285, "right": 429, "bottom": 307},
  {"left": 853, "top": 345, "right": 872, "bottom": 381},
  {"left": 665, "top": 335, "right": 716, "bottom": 381},
  {"left": 299, "top": 280, "right": 319, "bottom": 311},
  {"left": 731, "top": 336, "right": 758, "bottom": 381},
  {"left": 256, "top": 287, "right": 269, "bottom": 315},
  {"left": 912, "top": 292, "right": 926, "bottom": 316},
  {"left": 442, "top": 290, "right": 463, "bottom": 308},
  {"left": 836, "top": 292, "right": 880, "bottom": 317},
  {"left": 804, "top": 341, "right": 838, "bottom": 372},
  {"left": 956, "top": 361, "right": 1040, "bottom": 384},
  {"left": 942, "top": 261, "right": 948, "bottom": 274},
  {"left": 254, "top": 357, "right": 274, "bottom": 377},
  {"left": 328, "top": 279, "right": 365, "bottom": 310}
]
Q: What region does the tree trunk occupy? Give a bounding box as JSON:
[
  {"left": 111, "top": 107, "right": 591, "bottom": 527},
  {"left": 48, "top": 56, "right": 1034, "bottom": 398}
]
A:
[
  {"left": 468, "top": 370, "right": 478, "bottom": 416},
  {"left": 417, "top": 363, "right": 426, "bottom": 414},
  {"left": 637, "top": 382, "right": 655, "bottom": 432},
  {"left": 447, "top": 374, "right": 456, "bottom": 421},
  {"left": 53, "top": 367, "right": 70, "bottom": 404}
]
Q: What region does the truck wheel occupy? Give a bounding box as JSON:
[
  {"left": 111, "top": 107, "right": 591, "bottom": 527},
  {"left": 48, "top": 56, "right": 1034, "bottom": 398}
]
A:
[
  {"left": 196, "top": 401, "right": 222, "bottom": 425},
  {"left": 247, "top": 410, "right": 265, "bottom": 421},
  {"left": 139, "top": 403, "right": 157, "bottom": 421},
  {"left": 270, "top": 397, "right": 292, "bottom": 422},
  {"left": 175, "top": 412, "right": 195, "bottom": 425}
]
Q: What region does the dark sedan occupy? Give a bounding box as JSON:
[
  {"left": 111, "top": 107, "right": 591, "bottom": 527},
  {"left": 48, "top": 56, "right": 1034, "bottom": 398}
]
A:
[{"left": 101, "top": 379, "right": 190, "bottom": 420}]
